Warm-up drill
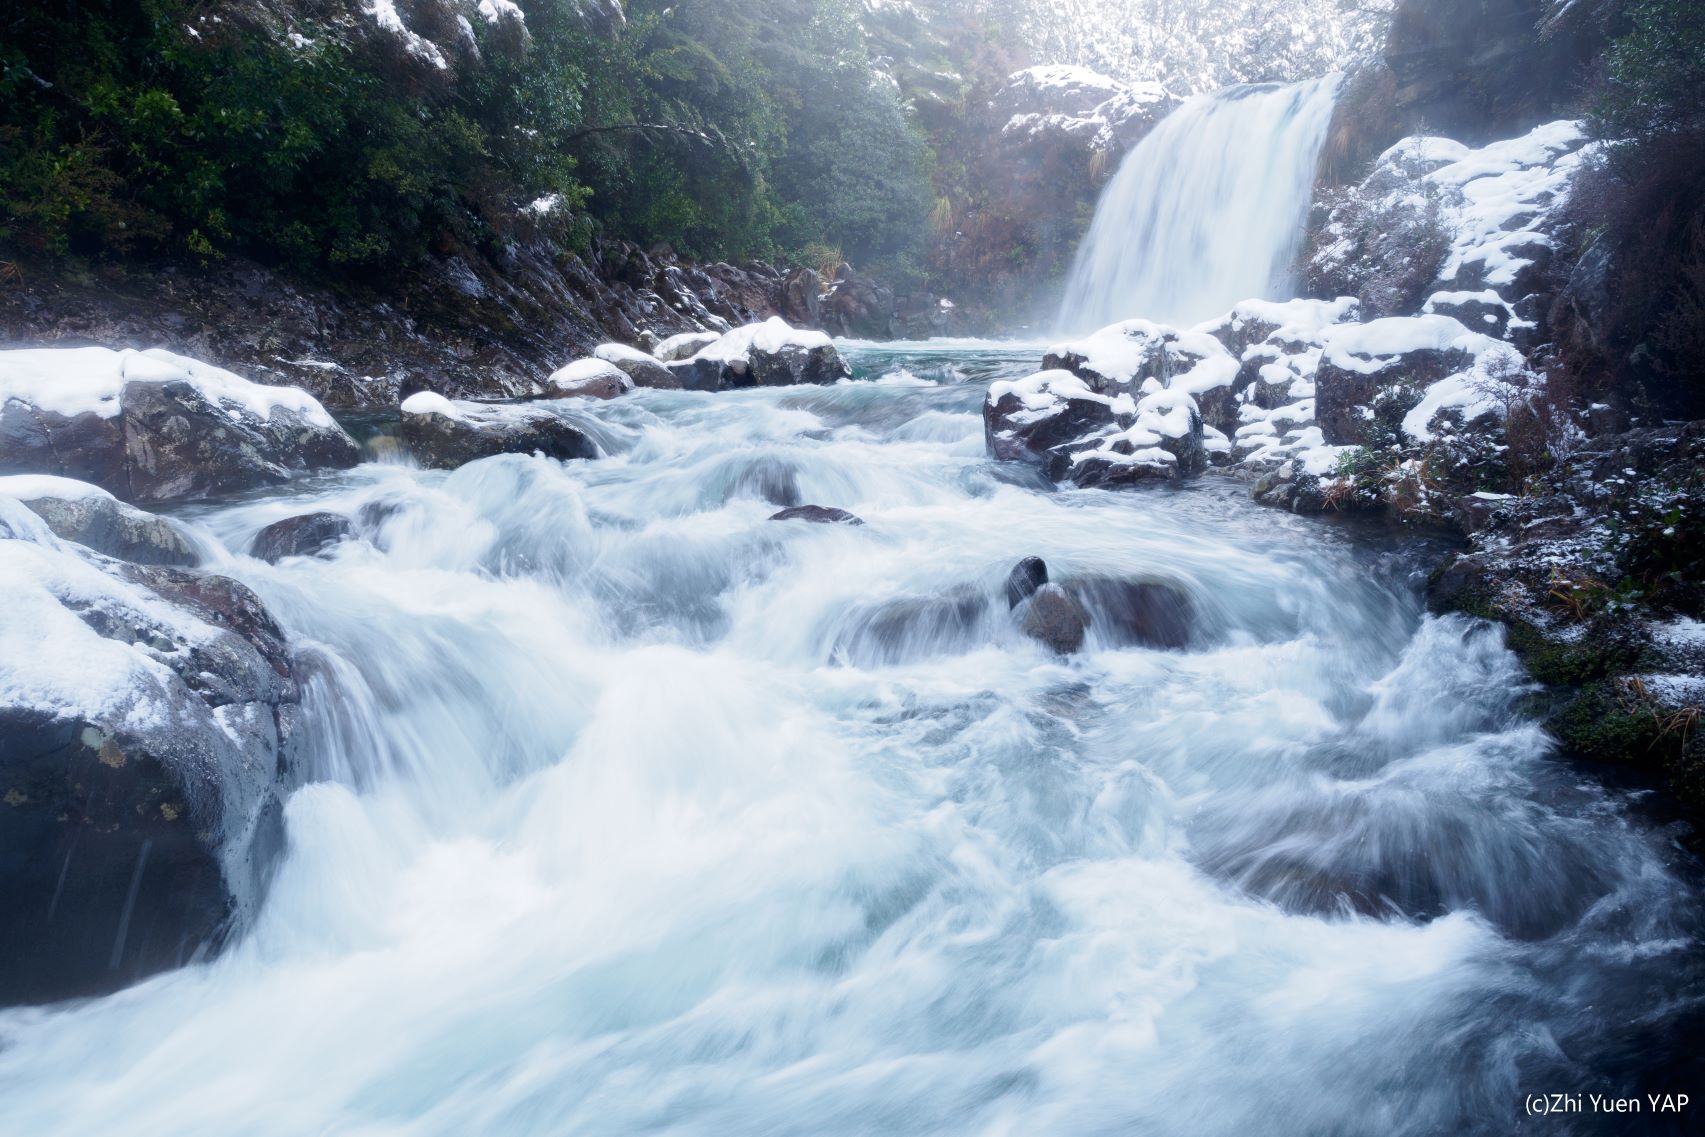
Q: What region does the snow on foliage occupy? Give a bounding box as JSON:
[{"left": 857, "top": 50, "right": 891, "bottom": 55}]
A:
[{"left": 1013, "top": 0, "right": 1393, "bottom": 94}]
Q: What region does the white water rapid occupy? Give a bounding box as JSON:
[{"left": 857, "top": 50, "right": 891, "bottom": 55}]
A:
[
  {"left": 0, "top": 344, "right": 1698, "bottom": 1135},
  {"left": 1058, "top": 78, "right": 1342, "bottom": 332}
]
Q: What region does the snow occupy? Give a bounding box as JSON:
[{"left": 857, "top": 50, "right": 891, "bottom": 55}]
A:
[
  {"left": 522, "top": 194, "right": 562, "bottom": 219},
  {"left": 546, "top": 358, "right": 631, "bottom": 393},
  {"left": 1195, "top": 297, "right": 1359, "bottom": 345},
  {"left": 1048, "top": 319, "right": 1237, "bottom": 393},
  {"left": 989, "top": 369, "right": 1097, "bottom": 408},
  {"left": 693, "top": 318, "right": 834, "bottom": 366},
  {"left": 1401, "top": 343, "right": 1530, "bottom": 443},
  {"left": 593, "top": 343, "right": 662, "bottom": 367},
  {"left": 1319, "top": 315, "right": 1503, "bottom": 375},
  {"left": 1134, "top": 388, "right": 1198, "bottom": 440},
  {"left": 654, "top": 332, "right": 722, "bottom": 362},
  {"left": 0, "top": 346, "right": 337, "bottom": 427},
  {"left": 400, "top": 392, "right": 459, "bottom": 418},
  {"left": 365, "top": 0, "right": 448, "bottom": 69},
  {"left": 0, "top": 475, "right": 115, "bottom": 503},
  {"left": 0, "top": 499, "right": 209, "bottom": 735},
  {"left": 477, "top": 0, "right": 525, "bottom": 25}
]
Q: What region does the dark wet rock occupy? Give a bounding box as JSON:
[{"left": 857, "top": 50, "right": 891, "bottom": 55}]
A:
[
  {"left": 250, "top": 512, "right": 353, "bottom": 564},
  {"left": 1020, "top": 583, "right": 1089, "bottom": 655},
  {"left": 1006, "top": 557, "right": 1049, "bottom": 610},
  {"left": 779, "top": 268, "right": 823, "bottom": 328},
  {"left": 1382, "top": 0, "right": 1610, "bottom": 146},
  {"left": 398, "top": 394, "right": 599, "bottom": 470},
  {"left": 0, "top": 510, "right": 296, "bottom": 1005},
  {"left": 5, "top": 480, "right": 200, "bottom": 567},
  {"left": 834, "top": 585, "right": 990, "bottom": 666},
  {"left": 769, "top": 505, "right": 864, "bottom": 526},
  {"left": 1065, "top": 576, "right": 1194, "bottom": 650},
  {"left": 820, "top": 272, "right": 897, "bottom": 340}
]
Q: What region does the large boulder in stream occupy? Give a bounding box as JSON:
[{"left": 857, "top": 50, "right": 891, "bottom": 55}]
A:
[
  {"left": 0, "top": 347, "right": 361, "bottom": 505},
  {"left": 399, "top": 393, "right": 600, "bottom": 470},
  {"left": 667, "top": 318, "right": 853, "bottom": 391},
  {"left": 0, "top": 499, "right": 295, "bottom": 1005}
]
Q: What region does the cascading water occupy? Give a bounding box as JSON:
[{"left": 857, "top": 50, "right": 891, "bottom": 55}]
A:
[
  {"left": 0, "top": 348, "right": 1698, "bottom": 1136},
  {"left": 1058, "top": 77, "right": 1342, "bottom": 332}
]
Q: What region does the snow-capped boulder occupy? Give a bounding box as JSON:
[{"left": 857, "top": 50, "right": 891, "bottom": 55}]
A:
[
  {"left": 983, "top": 369, "right": 1205, "bottom": 487},
  {"left": 1066, "top": 388, "right": 1207, "bottom": 487},
  {"left": 1044, "top": 318, "right": 1243, "bottom": 436},
  {"left": 593, "top": 343, "right": 676, "bottom": 389},
  {"left": 543, "top": 358, "right": 634, "bottom": 401},
  {"left": 668, "top": 318, "right": 853, "bottom": 391},
  {"left": 0, "top": 348, "right": 361, "bottom": 505},
  {"left": 398, "top": 392, "right": 600, "bottom": 470},
  {"left": 0, "top": 499, "right": 295, "bottom": 1004},
  {"left": 0, "top": 475, "right": 200, "bottom": 567},
  {"left": 652, "top": 331, "right": 721, "bottom": 363},
  {"left": 250, "top": 512, "right": 354, "bottom": 564},
  {"left": 984, "top": 370, "right": 1119, "bottom": 469}
]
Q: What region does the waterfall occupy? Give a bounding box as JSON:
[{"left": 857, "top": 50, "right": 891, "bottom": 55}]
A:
[{"left": 1058, "top": 77, "right": 1342, "bottom": 333}]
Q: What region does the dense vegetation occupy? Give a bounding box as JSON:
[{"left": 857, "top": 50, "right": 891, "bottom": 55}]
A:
[{"left": 0, "top": 0, "right": 933, "bottom": 276}]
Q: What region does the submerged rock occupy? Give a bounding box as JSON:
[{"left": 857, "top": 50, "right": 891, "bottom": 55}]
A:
[
  {"left": 1020, "top": 583, "right": 1089, "bottom": 655},
  {"left": 769, "top": 505, "right": 864, "bottom": 526},
  {"left": 1066, "top": 576, "right": 1194, "bottom": 650},
  {"left": 0, "top": 347, "right": 360, "bottom": 504},
  {"left": 399, "top": 393, "right": 599, "bottom": 470},
  {"left": 251, "top": 512, "right": 354, "bottom": 563},
  {"left": 0, "top": 474, "right": 199, "bottom": 567},
  {"left": 0, "top": 500, "right": 295, "bottom": 1005}
]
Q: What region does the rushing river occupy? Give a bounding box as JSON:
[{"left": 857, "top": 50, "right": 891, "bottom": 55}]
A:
[{"left": 0, "top": 344, "right": 1699, "bottom": 1136}]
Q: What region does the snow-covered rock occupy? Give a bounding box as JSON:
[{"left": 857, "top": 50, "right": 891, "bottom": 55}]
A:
[
  {"left": 1310, "top": 120, "right": 1592, "bottom": 339},
  {"left": 982, "top": 367, "right": 1205, "bottom": 487},
  {"left": 652, "top": 331, "right": 722, "bottom": 363},
  {"left": 0, "top": 498, "right": 296, "bottom": 1003},
  {"left": 668, "top": 318, "right": 853, "bottom": 391},
  {"left": 0, "top": 347, "right": 361, "bottom": 504},
  {"left": 0, "top": 475, "right": 200, "bottom": 567},
  {"left": 543, "top": 358, "right": 634, "bottom": 401},
  {"left": 994, "top": 65, "right": 1175, "bottom": 156},
  {"left": 399, "top": 392, "right": 600, "bottom": 470},
  {"left": 593, "top": 343, "right": 677, "bottom": 389}
]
